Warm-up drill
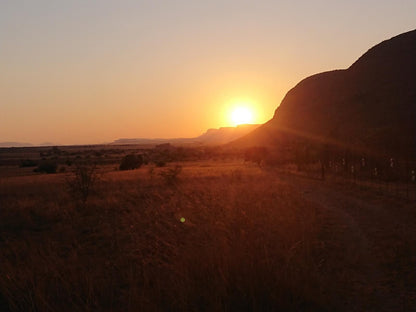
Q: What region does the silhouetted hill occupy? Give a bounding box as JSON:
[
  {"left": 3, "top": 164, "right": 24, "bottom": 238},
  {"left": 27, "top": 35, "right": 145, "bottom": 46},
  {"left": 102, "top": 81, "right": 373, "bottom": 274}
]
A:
[
  {"left": 233, "top": 30, "right": 416, "bottom": 158},
  {"left": 112, "top": 124, "right": 260, "bottom": 146},
  {"left": 197, "top": 124, "right": 260, "bottom": 145}
]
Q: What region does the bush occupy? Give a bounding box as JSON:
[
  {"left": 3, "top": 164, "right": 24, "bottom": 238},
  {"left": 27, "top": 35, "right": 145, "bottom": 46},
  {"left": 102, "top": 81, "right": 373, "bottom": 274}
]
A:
[
  {"left": 66, "top": 163, "right": 97, "bottom": 205},
  {"left": 119, "top": 154, "right": 143, "bottom": 170},
  {"left": 159, "top": 165, "right": 182, "bottom": 185},
  {"left": 34, "top": 160, "right": 57, "bottom": 174},
  {"left": 154, "top": 160, "right": 166, "bottom": 167},
  {"left": 19, "top": 159, "right": 37, "bottom": 167},
  {"left": 244, "top": 146, "right": 268, "bottom": 166}
]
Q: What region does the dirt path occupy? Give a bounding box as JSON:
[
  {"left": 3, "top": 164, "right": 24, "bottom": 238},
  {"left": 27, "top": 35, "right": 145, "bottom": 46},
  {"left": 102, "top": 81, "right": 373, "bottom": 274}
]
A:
[{"left": 277, "top": 173, "right": 416, "bottom": 311}]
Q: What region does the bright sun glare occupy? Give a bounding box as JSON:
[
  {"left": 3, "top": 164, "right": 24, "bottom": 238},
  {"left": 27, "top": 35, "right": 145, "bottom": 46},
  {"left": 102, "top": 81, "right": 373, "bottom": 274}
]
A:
[{"left": 231, "top": 107, "right": 254, "bottom": 126}]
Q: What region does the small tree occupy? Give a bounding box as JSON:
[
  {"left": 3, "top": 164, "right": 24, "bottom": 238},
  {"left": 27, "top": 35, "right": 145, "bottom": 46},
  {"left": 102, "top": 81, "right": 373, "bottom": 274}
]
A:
[
  {"left": 67, "top": 163, "right": 97, "bottom": 205},
  {"left": 119, "top": 154, "right": 143, "bottom": 170}
]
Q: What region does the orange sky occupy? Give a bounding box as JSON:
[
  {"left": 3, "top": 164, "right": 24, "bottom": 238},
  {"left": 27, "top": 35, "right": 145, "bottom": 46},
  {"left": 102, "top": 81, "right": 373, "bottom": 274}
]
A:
[{"left": 1, "top": 1, "right": 415, "bottom": 145}]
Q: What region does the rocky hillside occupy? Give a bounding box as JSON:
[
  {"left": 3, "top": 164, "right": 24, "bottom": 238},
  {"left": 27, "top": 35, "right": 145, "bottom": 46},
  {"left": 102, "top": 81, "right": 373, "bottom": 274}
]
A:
[{"left": 233, "top": 30, "right": 416, "bottom": 158}]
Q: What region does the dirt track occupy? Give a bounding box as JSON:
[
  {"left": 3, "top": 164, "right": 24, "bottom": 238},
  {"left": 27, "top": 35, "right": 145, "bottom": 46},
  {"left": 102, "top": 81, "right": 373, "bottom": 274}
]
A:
[{"left": 278, "top": 173, "right": 416, "bottom": 311}]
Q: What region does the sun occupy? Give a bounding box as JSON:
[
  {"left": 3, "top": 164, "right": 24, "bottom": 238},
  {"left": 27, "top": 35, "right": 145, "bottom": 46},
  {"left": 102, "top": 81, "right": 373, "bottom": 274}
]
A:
[{"left": 231, "top": 107, "right": 254, "bottom": 126}]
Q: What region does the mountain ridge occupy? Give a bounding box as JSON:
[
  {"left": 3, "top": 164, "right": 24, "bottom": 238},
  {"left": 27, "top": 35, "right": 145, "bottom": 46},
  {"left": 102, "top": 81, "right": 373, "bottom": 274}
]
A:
[
  {"left": 112, "top": 124, "right": 260, "bottom": 146},
  {"left": 232, "top": 29, "right": 416, "bottom": 158}
]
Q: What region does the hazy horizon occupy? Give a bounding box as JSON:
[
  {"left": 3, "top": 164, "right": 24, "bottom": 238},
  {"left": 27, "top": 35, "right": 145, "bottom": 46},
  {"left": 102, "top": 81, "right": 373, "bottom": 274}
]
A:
[
  {"left": 0, "top": 123, "right": 262, "bottom": 147},
  {"left": 1, "top": 0, "right": 415, "bottom": 145}
]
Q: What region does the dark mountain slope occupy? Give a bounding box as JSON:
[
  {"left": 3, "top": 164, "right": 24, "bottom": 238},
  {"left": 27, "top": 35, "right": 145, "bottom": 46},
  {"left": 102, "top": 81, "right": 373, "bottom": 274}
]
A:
[{"left": 233, "top": 30, "right": 416, "bottom": 157}]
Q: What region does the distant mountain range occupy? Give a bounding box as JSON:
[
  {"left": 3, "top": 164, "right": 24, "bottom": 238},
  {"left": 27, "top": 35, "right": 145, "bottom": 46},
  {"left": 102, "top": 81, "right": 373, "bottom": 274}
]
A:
[
  {"left": 0, "top": 142, "right": 33, "bottom": 148},
  {"left": 0, "top": 125, "right": 260, "bottom": 148},
  {"left": 232, "top": 29, "right": 416, "bottom": 158},
  {"left": 0, "top": 142, "right": 56, "bottom": 148},
  {"left": 112, "top": 124, "right": 261, "bottom": 146}
]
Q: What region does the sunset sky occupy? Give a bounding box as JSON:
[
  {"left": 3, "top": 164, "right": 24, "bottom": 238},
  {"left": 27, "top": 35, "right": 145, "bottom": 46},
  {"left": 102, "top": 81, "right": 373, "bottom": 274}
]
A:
[{"left": 1, "top": 1, "right": 415, "bottom": 145}]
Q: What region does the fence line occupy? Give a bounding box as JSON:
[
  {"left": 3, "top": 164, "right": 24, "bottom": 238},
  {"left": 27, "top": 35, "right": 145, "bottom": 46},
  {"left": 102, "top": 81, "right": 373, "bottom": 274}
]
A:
[{"left": 276, "top": 157, "right": 416, "bottom": 202}]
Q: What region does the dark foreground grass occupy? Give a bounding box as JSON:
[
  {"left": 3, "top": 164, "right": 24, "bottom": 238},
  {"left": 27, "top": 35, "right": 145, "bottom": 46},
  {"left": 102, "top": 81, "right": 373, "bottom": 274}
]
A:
[{"left": 1, "top": 163, "right": 335, "bottom": 311}]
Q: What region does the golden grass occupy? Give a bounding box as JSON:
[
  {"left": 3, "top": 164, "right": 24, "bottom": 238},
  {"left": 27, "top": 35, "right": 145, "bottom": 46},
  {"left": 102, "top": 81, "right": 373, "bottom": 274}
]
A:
[{"left": 0, "top": 161, "right": 336, "bottom": 311}]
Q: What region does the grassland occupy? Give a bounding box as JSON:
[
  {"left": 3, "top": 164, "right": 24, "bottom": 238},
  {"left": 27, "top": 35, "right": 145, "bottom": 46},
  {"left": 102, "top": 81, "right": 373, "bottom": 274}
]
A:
[{"left": 1, "top": 155, "right": 416, "bottom": 311}]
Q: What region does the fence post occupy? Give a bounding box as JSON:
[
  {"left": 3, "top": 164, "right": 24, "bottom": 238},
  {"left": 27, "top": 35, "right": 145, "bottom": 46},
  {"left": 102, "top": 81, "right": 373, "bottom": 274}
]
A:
[{"left": 351, "top": 165, "right": 356, "bottom": 185}]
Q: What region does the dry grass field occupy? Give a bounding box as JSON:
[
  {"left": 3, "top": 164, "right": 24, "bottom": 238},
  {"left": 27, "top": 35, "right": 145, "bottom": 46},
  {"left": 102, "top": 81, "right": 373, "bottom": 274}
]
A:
[{"left": 1, "top": 158, "right": 416, "bottom": 311}]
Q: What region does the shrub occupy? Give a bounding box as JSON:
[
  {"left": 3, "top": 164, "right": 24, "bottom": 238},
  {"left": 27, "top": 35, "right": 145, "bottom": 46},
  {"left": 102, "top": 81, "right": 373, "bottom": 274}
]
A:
[
  {"left": 159, "top": 165, "right": 182, "bottom": 185},
  {"left": 34, "top": 160, "right": 57, "bottom": 174},
  {"left": 148, "top": 165, "right": 155, "bottom": 179},
  {"left": 119, "top": 154, "right": 143, "bottom": 170},
  {"left": 244, "top": 146, "right": 268, "bottom": 166},
  {"left": 66, "top": 163, "right": 97, "bottom": 205},
  {"left": 19, "top": 159, "right": 37, "bottom": 167},
  {"left": 154, "top": 160, "right": 166, "bottom": 167}
]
